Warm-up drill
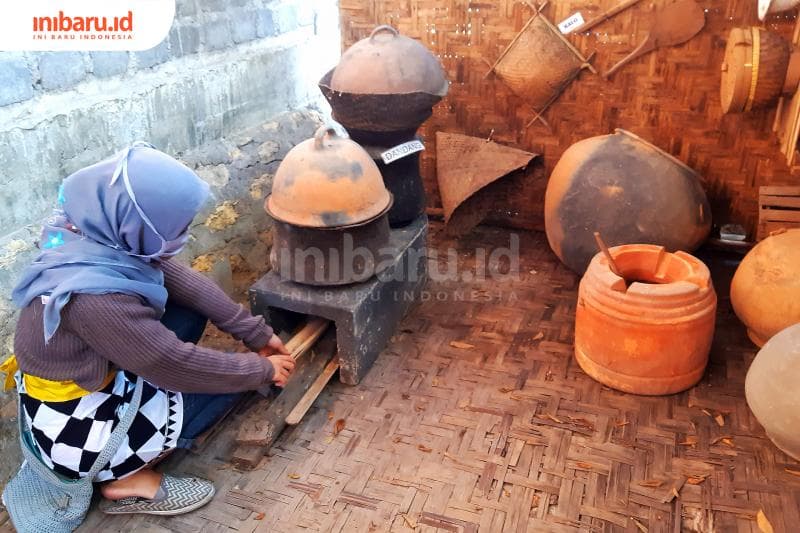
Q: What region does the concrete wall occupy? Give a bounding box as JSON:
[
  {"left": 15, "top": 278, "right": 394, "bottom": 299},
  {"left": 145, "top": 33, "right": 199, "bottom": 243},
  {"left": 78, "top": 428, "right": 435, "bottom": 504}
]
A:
[{"left": 0, "top": 0, "right": 339, "bottom": 487}]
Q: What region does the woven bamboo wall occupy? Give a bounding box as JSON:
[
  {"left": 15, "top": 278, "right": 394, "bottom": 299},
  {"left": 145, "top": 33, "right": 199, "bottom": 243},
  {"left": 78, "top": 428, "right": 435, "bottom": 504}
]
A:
[{"left": 339, "top": 0, "right": 799, "bottom": 236}]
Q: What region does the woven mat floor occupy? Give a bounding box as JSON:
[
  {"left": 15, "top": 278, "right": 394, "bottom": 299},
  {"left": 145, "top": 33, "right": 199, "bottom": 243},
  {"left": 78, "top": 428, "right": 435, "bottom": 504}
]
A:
[{"left": 47, "top": 224, "right": 800, "bottom": 531}]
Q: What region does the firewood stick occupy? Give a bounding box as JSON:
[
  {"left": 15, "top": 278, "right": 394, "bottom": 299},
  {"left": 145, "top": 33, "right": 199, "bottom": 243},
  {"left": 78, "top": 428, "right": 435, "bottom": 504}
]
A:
[
  {"left": 593, "top": 231, "right": 624, "bottom": 279},
  {"left": 284, "top": 357, "right": 340, "bottom": 425},
  {"left": 285, "top": 318, "right": 330, "bottom": 361}
]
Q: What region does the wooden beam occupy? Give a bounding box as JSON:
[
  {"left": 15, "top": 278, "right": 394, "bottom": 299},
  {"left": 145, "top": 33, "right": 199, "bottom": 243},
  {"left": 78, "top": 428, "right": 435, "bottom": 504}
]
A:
[{"left": 285, "top": 358, "right": 340, "bottom": 426}]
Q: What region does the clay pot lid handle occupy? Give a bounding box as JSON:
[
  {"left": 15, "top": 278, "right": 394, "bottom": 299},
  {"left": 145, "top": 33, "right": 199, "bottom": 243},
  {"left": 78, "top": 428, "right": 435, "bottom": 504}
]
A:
[
  {"left": 370, "top": 25, "right": 399, "bottom": 41},
  {"left": 314, "top": 125, "right": 340, "bottom": 150}
]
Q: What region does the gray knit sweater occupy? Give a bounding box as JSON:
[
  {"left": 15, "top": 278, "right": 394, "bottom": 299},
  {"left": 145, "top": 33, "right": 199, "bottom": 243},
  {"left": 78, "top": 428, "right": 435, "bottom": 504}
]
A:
[{"left": 13, "top": 260, "right": 275, "bottom": 394}]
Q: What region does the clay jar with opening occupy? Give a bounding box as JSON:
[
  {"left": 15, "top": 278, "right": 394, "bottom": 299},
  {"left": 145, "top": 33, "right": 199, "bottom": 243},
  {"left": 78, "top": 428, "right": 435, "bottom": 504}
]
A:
[
  {"left": 319, "top": 25, "right": 449, "bottom": 144},
  {"left": 745, "top": 323, "right": 800, "bottom": 460},
  {"left": 265, "top": 125, "right": 393, "bottom": 286},
  {"left": 545, "top": 129, "right": 711, "bottom": 274},
  {"left": 730, "top": 228, "right": 800, "bottom": 346},
  {"left": 575, "top": 244, "right": 717, "bottom": 395}
]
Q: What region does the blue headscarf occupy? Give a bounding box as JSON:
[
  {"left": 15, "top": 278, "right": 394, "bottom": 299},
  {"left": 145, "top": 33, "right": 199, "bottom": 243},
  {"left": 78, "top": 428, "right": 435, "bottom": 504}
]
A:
[{"left": 12, "top": 143, "right": 210, "bottom": 342}]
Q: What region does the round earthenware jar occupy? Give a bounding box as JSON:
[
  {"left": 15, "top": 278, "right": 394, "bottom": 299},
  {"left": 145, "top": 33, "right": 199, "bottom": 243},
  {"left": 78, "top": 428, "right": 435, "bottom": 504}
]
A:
[
  {"left": 544, "top": 129, "right": 711, "bottom": 274},
  {"left": 745, "top": 323, "right": 800, "bottom": 460},
  {"left": 730, "top": 228, "right": 800, "bottom": 346},
  {"left": 575, "top": 244, "right": 717, "bottom": 395}
]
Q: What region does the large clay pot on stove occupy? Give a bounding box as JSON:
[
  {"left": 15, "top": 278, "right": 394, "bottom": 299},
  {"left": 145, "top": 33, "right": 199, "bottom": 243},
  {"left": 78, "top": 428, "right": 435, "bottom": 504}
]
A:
[
  {"left": 265, "top": 125, "right": 393, "bottom": 286},
  {"left": 720, "top": 27, "right": 800, "bottom": 114},
  {"left": 745, "top": 323, "right": 800, "bottom": 460},
  {"left": 730, "top": 228, "right": 800, "bottom": 346},
  {"left": 575, "top": 244, "right": 717, "bottom": 395},
  {"left": 319, "top": 25, "right": 449, "bottom": 144},
  {"left": 545, "top": 129, "right": 711, "bottom": 274}
]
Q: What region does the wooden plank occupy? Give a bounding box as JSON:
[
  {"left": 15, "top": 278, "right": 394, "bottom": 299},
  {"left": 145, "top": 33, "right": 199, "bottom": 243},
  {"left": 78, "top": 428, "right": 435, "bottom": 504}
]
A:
[
  {"left": 760, "top": 186, "right": 800, "bottom": 196},
  {"left": 761, "top": 197, "right": 800, "bottom": 208},
  {"left": 285, "top": 358, "right": 340, "bottom": 425},
  {"left": 760, "top": 210, "right": 800, "bottom": 222},
  {"left": 233, "top": 328, "right": 337, "bottom": 447}
]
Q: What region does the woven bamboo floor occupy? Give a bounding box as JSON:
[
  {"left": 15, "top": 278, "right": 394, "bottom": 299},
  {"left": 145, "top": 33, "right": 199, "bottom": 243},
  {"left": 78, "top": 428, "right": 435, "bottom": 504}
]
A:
[{"left": 27, "top": 223, "right": 800, "bottom": 532}]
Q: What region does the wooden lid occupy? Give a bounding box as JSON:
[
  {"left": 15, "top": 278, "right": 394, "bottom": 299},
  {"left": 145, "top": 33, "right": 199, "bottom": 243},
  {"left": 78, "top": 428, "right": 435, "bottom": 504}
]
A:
[{"left": 720, "top": 27, "right": 754, "bottom": 114}]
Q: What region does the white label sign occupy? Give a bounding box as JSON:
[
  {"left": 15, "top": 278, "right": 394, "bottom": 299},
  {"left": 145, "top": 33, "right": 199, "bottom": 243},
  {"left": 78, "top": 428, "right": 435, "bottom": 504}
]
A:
[
  {"left": 381, "top": 140, "right": 425, "bottom": 164},
  {"left": 557, "top": 12, "right": 585, "bottom": 34}
]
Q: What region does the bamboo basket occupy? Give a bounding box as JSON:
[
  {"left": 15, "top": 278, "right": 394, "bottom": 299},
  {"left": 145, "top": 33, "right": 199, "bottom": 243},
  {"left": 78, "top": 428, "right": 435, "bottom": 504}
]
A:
[{"left": 487, "top": 9, "right": 593, "bottom": 109}]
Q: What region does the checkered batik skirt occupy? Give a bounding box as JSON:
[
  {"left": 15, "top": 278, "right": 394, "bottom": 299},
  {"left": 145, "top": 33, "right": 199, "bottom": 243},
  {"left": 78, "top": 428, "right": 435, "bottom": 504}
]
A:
[{"left": 18, "top": 370, "right": 183, "bottom": 481}]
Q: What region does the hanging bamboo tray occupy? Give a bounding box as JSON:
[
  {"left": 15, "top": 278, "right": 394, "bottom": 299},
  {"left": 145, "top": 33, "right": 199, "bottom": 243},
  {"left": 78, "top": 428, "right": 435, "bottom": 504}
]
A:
[{"left": 486, "top": 7, "right": 596, "bottom": 110}]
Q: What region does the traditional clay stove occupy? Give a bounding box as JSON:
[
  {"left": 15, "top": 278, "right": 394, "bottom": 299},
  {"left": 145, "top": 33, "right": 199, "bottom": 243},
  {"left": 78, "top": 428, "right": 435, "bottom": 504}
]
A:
[
  {"left": 253, "top": 123, "right": 429, "bottom": 386},
  {"left": 319, "top": 25, "right": 448, "bottom": 227}
]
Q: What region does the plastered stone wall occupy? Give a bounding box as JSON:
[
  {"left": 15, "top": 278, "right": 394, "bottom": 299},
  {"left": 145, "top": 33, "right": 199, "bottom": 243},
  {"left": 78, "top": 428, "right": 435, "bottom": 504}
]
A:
[{"left": 0, "top": 0, "right": 339, "bottom": 487}]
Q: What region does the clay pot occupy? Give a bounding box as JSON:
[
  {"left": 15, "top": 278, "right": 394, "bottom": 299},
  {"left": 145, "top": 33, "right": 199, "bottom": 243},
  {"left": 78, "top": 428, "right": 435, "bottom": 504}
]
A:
[
  {"left": 544, "top": 129, "right": 711, "bottom": 274},
  {"left": 319, "top": 25, "right": 448, "bottom": 141},
  {"left": 330, "top": 25, "right": 448, "bottom": 96},
  {"left": 266, "top": 125, "right": 392, "bottom": 228},
  {"left": 575, "top": 244, "right": 717, "bottom": 395},
  {"left": 759, "top": 0, "right": 800, "bottom": 20},
  {"left": 265, "top": 125, "right": 394, "bottom": 286},
  {"left": 745, "top": 323, "right": 800, "bottom": 460},
  {"left": 730, "top": 228, "right": 800, "bottom": 346},
  {"left": 720, "top": 27, "right": 797, "bottom": 114}
]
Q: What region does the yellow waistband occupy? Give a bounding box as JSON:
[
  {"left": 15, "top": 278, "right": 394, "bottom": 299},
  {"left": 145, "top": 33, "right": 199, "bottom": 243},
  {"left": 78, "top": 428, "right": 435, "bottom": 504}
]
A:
[{"left": 1, "top": 355, "right": 116, "bottom": 402}]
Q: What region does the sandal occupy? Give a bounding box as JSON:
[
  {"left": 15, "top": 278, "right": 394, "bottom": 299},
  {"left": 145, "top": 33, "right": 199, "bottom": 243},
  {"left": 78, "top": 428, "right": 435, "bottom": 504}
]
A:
[{"left": 100, "top": 474, "right": 215, "bottom": 516}]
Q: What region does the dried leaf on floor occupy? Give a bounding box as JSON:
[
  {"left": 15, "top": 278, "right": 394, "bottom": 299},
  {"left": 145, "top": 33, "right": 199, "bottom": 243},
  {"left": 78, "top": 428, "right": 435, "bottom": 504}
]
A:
[
  {"left": 679, "top": 436, "right": 698, "bottom": 446},
  {"left": 714, "top": 414, "right": 725, "bottom": 427},
  {"left": 544, "top": 370, "right": 554, "bottom": 381},
  {"left": 324, "top": 436, "right": 334, "bottom": 444},
  {"left": 287, "top": 473, "right": 301, "bottom": 480},
  {"left": 756, "top": 509, "right": 775, "bottom": 533},
  {"left": 701, "top": 408, "right": 713, "bottom": 417},
  {"left": 499, "top": 386, "right": 514, "bottom": 393},
  {"left": 531, "top": 493, "right": 541, "bottom": 507},
  {"left": 401, "top": 393, "right": 411, "bottom": 400},
  {"left": 536, "top": 413, "right": 563, "bottom": 424},
  {"left": 417, "top": 444, "right": 433, "bottom": 453},
  {"left": 638, "top": 480, "right": 664, "bottom": 488},
  {"left": 686, "top": 474, "right": 709, "bottom": 485},
  {"left": 333, "top": 418, "right": 346, "bottom": 436},
  {"left": 432, "top": 377, "right": 439, "bottom": 386},
  {"left": 533, "top": 332, "right": 544, "bottom": 340},
  {"left": 392, "top": 435, "right": 402, "bottom": 443},
  {"left": 400, "top": 513, "right": 417, "bottom": 529},
  {"left": 254, "top": 512, "right": 265, "bottom": 520},
  {"left": 576, "top": 461, "right": 593, "bottom": 469},
  {"left": 327, "top": 411, "right": 334, "bottom": 420},
  {"left": 630, "top": 516, "right": 648, "bottom": 532},
  {"left": 414, "top": 404, "right": 426, "bottom": 412},
  {"left": 785, "top": 468, "right": 800, "bottom": 477},
  {"left": 450, "top": 341, "right": 475, "bottom": 349}
]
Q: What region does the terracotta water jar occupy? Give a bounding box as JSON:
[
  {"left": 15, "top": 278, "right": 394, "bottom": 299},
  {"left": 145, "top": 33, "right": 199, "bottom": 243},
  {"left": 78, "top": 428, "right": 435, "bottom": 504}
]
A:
[
  {"left": 545, "top": 129, "right": 711, "bottom": 274},
  {"left": 745, "top": 323, "right": 800, "bottom": 460},
  {"left": 730, "top": 228, "right": 800, "bottom": 346},
  {"left": 575, "top": 244, "right": 717, "bottom": 395}
]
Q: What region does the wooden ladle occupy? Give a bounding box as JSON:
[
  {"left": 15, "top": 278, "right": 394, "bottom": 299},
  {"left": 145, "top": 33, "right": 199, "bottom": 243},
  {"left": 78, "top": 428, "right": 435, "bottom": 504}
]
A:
[{"left": 604, "top": 0, "right": 705, "bottom": 79}]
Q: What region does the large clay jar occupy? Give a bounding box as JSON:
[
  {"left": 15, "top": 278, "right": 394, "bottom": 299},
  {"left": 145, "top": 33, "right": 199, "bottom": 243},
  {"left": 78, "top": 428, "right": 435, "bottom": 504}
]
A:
[
  {"left": 730, "top": 228, "right": 800, "bottom": 346},
  {"left": 545, "top": 129, "right": 711, "bottom": 274},
  {"left": 575, "top": 244, "right": 717, "bottom": 395},
  {"left": 745, "top": 323, "right": 800, "bottom": 460}
]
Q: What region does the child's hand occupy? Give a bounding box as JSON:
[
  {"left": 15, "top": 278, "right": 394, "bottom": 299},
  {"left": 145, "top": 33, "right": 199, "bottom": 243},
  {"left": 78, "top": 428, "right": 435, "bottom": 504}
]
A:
[
  {"left": 259, "top": 334, "right": 290, "bottom": 356},
  {"left": 266, "top": 355, "right": 295, "bottom": 387}
]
